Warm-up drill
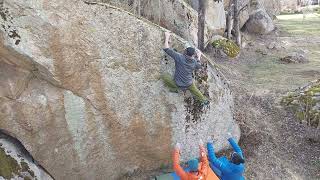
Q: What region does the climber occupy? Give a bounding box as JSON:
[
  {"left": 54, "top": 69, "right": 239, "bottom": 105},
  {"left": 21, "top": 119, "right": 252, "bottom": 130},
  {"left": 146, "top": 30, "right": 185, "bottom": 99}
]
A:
[
  {"left": 207, "top": 134, "right": 245, "bottom": 180},
  {"left": 173, "top": 140, "right": 220, "bottom": 180},
  {"left": 162, "top": 31, "right": 209, "bottom": 106}
]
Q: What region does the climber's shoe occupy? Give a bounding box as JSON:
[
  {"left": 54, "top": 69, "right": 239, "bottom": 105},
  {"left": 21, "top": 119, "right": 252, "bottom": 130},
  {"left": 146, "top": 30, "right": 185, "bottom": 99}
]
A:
[
  {"left": 200, "top": 99, "right": 210, "bottom": 107},
  {"left": 169, "top": 88, "right": 179, "bottom": 93}
]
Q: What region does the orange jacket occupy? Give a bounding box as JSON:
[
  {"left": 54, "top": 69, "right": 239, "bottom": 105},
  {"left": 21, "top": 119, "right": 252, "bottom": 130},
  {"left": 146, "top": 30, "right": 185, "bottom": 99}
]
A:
[{"left": 173, "top": 145, "right": 220, "bottom": 180}]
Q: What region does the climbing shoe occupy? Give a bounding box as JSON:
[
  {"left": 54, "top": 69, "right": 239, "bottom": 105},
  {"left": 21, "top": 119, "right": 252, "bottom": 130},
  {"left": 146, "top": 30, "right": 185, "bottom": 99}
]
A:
[
  {"left": 200, "top": 100, "right": 210, "bottom": 106},
  {"left": 169, "top": 88, "right": 179, "bottom": 93}
]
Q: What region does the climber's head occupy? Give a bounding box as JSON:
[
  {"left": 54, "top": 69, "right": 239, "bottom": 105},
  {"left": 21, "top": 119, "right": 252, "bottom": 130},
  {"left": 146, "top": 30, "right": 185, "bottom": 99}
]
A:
[
  {"left": 230, "top": 152, "right": 245, "bottom": 165},
  {"left": 187, "top": 158, "right": 199, "bottom": 172},
  {"left": 184, "top": 47, "right": 196, "bottom": 57}
]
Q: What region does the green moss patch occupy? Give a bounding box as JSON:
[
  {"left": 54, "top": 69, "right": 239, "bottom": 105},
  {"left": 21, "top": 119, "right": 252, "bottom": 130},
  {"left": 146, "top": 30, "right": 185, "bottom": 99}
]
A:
[
  {"left": 0, "top": 147, "right": 36, "bottom": 179},
  {"left": 212, "top": 39, "right": 240, "bottom": 58},
  {"left": 281, "top": 79, "right": 320, "bottom": 128},
  {"left": 0, "top": 147, "right": 21, "bottom": 179}
]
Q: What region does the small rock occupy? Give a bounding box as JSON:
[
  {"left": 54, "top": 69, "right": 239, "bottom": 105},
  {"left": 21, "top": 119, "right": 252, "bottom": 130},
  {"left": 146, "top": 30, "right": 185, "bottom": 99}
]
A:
[
  {"left": 255, "top": 49, "right": 268, "bottom": 55},
  {"left": 248, "top": 42, "right": 254, "bottom": 46},
  {"left": 267, "top": 42, "right": 276, "bottom": 49},
  {"left": 279, "top": 52, "right": 308, "bottom": 64}
]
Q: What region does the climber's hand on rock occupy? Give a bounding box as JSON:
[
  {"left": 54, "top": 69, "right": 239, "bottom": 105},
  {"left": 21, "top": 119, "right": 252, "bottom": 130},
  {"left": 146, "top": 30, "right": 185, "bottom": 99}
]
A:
[
  {"left": 165, "top": 31, "right": 171, "bottom": 39},
  {"left": 227, "top": 132, "right": 233, "bottom": 139},
  {"left": 164, "top": 31, "right": 171, "bottom": 48},
  {"left": 175, "top": 143, "right": 181, "bottom": 150},
  {"left": 199, "top": 139, "right": 204, "bottom": 147},
  {"left": 196, "top": 49, "right": 202, "bottom": 59}
]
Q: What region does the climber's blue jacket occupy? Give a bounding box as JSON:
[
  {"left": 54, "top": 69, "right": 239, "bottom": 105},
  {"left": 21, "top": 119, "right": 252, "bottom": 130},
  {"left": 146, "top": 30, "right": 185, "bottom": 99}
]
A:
[{"left": 207, "top": 138, "right": 245, "bottom": 180}]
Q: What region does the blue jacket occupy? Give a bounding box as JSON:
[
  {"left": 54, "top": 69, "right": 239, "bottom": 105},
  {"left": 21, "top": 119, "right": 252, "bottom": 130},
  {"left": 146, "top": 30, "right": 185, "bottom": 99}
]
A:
[{"left": 207, "top": 138, "right": 245, "bottom": 180}]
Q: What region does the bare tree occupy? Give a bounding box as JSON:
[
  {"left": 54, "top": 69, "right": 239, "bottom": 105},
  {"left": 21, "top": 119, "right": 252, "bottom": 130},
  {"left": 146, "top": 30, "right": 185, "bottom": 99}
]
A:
[
  {"left": 198, "top": 0, "right": 207, "bottom": 51},
  {"left": 233, "top": 0, "right": 241, "bottom": 46},
  {"left": 226, "top": 1, "right": 234, "bottom": 39}
]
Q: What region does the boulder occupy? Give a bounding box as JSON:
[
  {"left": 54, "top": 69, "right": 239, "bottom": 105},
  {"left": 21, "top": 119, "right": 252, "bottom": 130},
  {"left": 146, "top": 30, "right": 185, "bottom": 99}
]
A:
[
  {"left": 223, "top": 0, "right": 250, "bottom": 28},
  {"left": 182, "top": 0, "right": 228, "bottom": 41},
  {"left": 224, "top": 0, "right": 280, "bottom": 28},
  {"left": 0, "top": 0, "right": 238, "bottom": 179},
  {"left": 259, "top": 0, "right": 281, "bottom": 16},
  {"left": 243, "top": 9, "right": 275, "bottom": 34},
  {"left": 205, "top": 0, "right": 227, "bottom": 36},
  {"left": 86, "top": 0, "right": 199, "bottom": 46}
]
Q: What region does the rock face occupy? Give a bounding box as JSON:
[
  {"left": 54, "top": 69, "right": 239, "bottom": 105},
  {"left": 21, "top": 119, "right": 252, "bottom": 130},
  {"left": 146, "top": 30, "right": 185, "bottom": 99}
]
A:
[
  {"left": 185, "top": 0, "right": 227, "bottom": 36},
  {"left": 0, "top": 0, "right": 238, "bottom": 179},
  {"left": 205, "top": 0, "right": 227, "bottom": 36},
  {"left": 243, "top": 9, "right": 275, "bottom": 34},
  {"left": 87, "top": 0, "right": 199, "bottom": 46},
  {"left": 223, "top": 0, "right": 251, "bottom": 29},
  {"left": 224, "top": 0, "right": 279, "bottom": 29},
  {"left": 259, "top": 0, "right": 281, "bottom": 17}
]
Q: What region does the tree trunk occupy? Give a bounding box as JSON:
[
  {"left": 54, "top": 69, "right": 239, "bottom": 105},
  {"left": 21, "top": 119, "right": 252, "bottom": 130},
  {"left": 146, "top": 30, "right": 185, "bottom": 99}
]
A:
[
  {"left": 233, "top": 0, "right": 241, "bottom": 47},
  {"left": 198, "top": 0, "right": 206, "bottom": 50},
  {"left": 226, "top": 1, "right": 233, "bottom": 39}
]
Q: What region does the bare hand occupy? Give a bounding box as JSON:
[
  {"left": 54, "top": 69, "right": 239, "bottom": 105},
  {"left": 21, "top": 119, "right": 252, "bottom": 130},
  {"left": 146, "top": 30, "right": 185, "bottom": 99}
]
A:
[
  {"left": 175, "top": 142, "right": 181, "bottom": 150},
  {"left": 227, "top": 132, "right": 232, "bottom": 139},
  {"left": 199, "top": 139, "right": 204, "bottom": 146},
  {"left": 196, "top": 49, "right": 202, "bottom": 59},
  {"left": 165, "top": 31, "right": 171, "bottom": 39}
]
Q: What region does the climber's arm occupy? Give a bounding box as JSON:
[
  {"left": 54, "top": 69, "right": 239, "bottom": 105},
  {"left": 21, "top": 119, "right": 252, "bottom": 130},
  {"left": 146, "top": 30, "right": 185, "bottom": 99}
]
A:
[
  {"left": 163, "top": 32, "right": 181, "bottom": 61},
  {"left": 199, "top": 144, "right": 209, "bottom": 172},
  {"left": 195, "top": 49, "right": 206, "bottom": 69},
  {"left": 207, "top": 142, "right": 228, "bottom": 172},
  {"left": 173, "top": 147, "right": 188, "bottom": 179},
  {"left": 164, "top": 31, "right": 170, "bottom": 49},
  {"left": 228, "top": 137, "right": 244, "bottom": 158}
]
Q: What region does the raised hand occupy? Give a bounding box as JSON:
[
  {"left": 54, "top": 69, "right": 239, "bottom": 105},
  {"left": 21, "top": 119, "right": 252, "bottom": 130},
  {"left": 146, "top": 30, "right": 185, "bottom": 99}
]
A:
[{"left": 175, "top": 142, "right": 181, "bottom": 150}]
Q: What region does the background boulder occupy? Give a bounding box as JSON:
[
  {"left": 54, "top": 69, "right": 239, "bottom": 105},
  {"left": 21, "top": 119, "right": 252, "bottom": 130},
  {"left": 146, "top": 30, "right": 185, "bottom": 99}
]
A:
[{"left": 243, "top": 8, "right": 275, "bottom": 34}]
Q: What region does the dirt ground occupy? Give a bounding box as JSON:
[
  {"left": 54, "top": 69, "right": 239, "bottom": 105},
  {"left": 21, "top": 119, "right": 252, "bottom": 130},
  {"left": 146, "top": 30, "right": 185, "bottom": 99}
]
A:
[
  {"left": 215, "top": 13, "right": 320, "bottom": 180},
  {"left": 124, "top": 14, "right": 320, "bottom": 180}
]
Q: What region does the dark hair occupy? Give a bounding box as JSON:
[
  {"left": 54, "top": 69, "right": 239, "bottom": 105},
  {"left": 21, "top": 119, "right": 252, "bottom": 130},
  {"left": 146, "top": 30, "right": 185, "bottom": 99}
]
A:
[
  {"left": 231, "top": 152, "right": 245, "bottom": 165},
  {"left": 185, "top": 47, "right": 196, "bottom": 56}
]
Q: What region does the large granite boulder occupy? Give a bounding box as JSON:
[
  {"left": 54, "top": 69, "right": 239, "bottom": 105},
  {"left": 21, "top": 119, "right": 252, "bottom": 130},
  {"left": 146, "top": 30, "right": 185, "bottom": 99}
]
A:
[
  {"left": 223, "top": 0, "right": 250, "bottom": 28},
  {"left": 224, "top": 0, "right": 279, "bottom": 28},
  {"left": 86, "top": 0, "right": 199, "bottom": 46},
  {"left": 184, "top": 0, "right": 227, "bottom": 36},
  {"left": 243, "top": 8, "right": 275, "bottom": 34},
  {"left": 205, "top": 0, "right": 227, "bottom": 36},
  {"left": 258, "top": 0, "right": 281, "bottom": 17},
  {"left": 0, "top": 0, "right": 238, "bottom": 179}
]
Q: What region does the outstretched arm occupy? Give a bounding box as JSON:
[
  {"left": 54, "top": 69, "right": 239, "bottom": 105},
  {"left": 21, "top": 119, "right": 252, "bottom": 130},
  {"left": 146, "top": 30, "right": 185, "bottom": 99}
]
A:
[
  {"left": 194, "top": 49, "right": 206, "bottom": 69},
  {"left": 163, "top": 32, "right": 181, "bottom": 60},
  {"left": 173, "top": 144, "right": 188, "bottom": 179},
  {"left": 198, "top": 140, "right": 209, "bottom": 175},
  {"left": 207, "top": 142, "right": 228, "bottom": 172},
  {"left": 228, "top": 138, "right": 244, "bottom": 158},
  {"left": 164, "top": 31, "right": 170, "bottom": 49}
]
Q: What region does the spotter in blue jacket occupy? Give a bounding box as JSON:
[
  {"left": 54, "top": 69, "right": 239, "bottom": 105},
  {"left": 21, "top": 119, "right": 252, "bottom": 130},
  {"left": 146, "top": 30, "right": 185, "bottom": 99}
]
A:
[{"left": 207, "top": 138, "right": 245, "bottom": 180}]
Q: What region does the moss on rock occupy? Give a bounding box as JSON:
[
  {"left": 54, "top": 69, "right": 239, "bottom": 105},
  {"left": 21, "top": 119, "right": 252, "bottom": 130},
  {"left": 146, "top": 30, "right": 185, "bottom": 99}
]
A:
[
  {"left": 0, "top": 147, "right": 36, "bottom": 179},
  {"left": 0, "top": 147, "right": 21, "bottom": 179},
  {"left": 281, "top": 79, "right": 320, "bottom": 128},
  {"left": 212, "top": 39, "right": 240, "bottom": 58}
]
